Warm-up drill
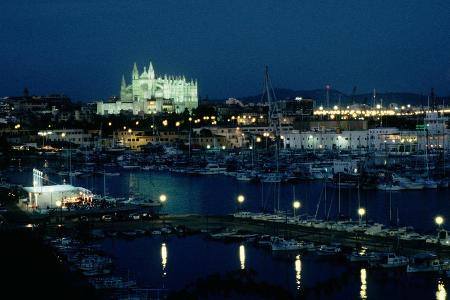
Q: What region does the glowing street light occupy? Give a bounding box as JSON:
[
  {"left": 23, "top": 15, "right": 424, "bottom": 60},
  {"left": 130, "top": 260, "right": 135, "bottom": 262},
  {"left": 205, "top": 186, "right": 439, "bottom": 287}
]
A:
[
  {"left": 159, "top": 194, "right": 167, "bottom": 203},
  {"left": 436, "top": 215, "right": 444, "bottom": 228},
  {"left": 55, "top": 200, "right": 62, "bottom": 226},
  {"left": 358, "top": 207, "right": 366, "bottom": 225},
  {"left": 236, "top": 194, "right": 245, "bottom": 212},
  {"left": 293, "top": 200, "right": 301, "bottom": 218}
]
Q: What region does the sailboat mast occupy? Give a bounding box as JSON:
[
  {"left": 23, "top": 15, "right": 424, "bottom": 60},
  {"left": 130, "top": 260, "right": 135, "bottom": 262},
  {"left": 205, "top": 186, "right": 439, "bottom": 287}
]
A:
[{"left": 338, "top": 172, "right": 341, "bottom": 216}]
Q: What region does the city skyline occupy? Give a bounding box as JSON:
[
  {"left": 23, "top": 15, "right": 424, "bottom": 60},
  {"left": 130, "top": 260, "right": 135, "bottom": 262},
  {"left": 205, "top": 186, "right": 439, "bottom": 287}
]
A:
[{"left": 1, "top": 1, "right": 450, "bottom": 101}]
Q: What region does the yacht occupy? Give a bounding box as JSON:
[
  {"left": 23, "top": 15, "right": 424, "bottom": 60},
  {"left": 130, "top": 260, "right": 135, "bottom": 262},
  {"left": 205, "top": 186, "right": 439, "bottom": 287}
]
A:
[
  {"left": 199, "top": 163, "right": 227, "bottom": 175},
  {"left": 376, "top": 183, "right": 403, "bottom": 191},
  {"left": 407, "top": 253, "right": 450, "bottom": 273},
  {"left": 378, "top": 253, "right": 409, "bottom": 268},
  {"left": 348, "top": 248, "right": 379, "bottom": 262},
  {"left": 317, "top": 244, "right": 342, "bottom": 256},
  {"left": 271, "top": 239, "right": 302, "bottom": 251},
  {"left": 260, "top": 173, "right": 283, "bottom": 183}
]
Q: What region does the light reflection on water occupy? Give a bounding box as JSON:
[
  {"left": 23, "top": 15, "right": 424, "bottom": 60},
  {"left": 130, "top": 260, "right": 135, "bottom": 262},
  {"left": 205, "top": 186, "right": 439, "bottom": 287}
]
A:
[
  {"left": 161, "top": 242, "right": 168, "bottom": 277},
  {"left": 295, "top": 254, "right": 302, "bottom": 291},
  {"left": 360, "top": 268, "right": 367, "bottom": 299},
  {"left": 239, "top": 244, "right": 246, "bottom": 270},
  {"left": 437, "top": 280, "right": 447, "bottom": 300}
]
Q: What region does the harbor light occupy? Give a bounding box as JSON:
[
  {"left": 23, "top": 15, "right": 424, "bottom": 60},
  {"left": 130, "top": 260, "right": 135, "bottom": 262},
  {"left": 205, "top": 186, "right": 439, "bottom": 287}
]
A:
[
  {"left": 358, "top": 207, "right": 366, "bottom": 225},
  {"left": 358, "top": 208, "right": 366, "bottom": 217},
  {"left": 435, "top": 216, "right": 444, "bottom": 227},
  {"left": 135, "top": 121, "right": 139, "bottom": 125},
  {"left": 293, "top": 200, "right": 301, "bottom": 217},
  {"left": 159, "top": 194, "right": 167, "bottom": 203},
  {"left": 256, "top": 137, "right": 261, "bottom": 143},
  {"left": 55, "top": 200, "right": 62, "bottom": 207},
  {"left": 108, "top": 122, "right": 112, "bottom": 126},
  {"left": 237, "top": 195, "right": 245, "bottom": 204}
]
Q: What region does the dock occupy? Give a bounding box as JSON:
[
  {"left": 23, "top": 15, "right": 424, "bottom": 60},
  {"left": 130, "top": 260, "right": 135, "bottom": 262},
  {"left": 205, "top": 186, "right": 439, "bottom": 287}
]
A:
[{"left": 42, "top": 213, "right": 450, "bottom": 258}]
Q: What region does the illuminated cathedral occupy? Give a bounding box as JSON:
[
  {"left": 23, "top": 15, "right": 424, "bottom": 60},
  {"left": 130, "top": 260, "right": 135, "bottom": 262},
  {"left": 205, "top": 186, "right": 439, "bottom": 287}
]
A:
[{"left": 97, "top": 61, "right": 198, "bottom": 115}]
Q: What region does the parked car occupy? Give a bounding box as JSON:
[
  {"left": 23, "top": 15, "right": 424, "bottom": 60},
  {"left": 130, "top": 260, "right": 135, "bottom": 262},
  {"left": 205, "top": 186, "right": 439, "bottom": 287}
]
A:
[
  {"left": 101, "top": 215, "right": 112, "bottom": 222},
  {"left": 129, "top": 213, "right": 140, "bottom": 220}
]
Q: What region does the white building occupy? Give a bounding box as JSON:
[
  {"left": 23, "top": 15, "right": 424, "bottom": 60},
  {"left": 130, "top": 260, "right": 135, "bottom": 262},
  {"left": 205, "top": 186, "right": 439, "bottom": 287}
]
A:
[
  {"left": 97, "top": 61, "right": 198, "bottom": 115},
  {"left": 282, "top": 112, "right": 449, "bottom": 155},
  {"left": 22, "top": 169, "right": 93, "bottom": 212},
  {"left": 283, "top": 130, "right": 369, "bottom": 151},
  {"left": 45, "top": 129, "right": 98, "bottom": 147}
]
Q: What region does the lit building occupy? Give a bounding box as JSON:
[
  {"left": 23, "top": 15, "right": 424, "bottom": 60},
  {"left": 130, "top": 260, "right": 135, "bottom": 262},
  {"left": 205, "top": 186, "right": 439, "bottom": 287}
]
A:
[
  {"left": 22, "top": 169, "right": 93, "bottom": 212},
  {"left": 97, "top": 61, "right": 198, "bottom": 115}
]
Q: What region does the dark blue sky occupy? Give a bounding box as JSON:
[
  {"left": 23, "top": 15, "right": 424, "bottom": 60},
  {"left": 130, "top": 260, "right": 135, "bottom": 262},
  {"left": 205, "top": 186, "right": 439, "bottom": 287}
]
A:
[{"left": 1, "top": 0, "right": 449, "bottom": 100}]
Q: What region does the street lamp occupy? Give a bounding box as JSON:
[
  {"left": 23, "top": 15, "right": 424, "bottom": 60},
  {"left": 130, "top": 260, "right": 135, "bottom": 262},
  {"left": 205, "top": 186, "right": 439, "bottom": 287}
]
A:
[
  {"left": 237, "top": 194, "right": 245, "bottom": 212},
  {"left": 293, "top": 200, "right": 301, "bottom": 218},
  {"left": 358, "top": 207, "right": 366, "bottom": 225},
  {"left": 435, "top": 215, "right": 444, "bottom": 228},
  {"left": 55, "top": 200, "right": 62, "bottom": 226},
  {"left": 159, "top": 194, "right": 167, "bottom": 225}
]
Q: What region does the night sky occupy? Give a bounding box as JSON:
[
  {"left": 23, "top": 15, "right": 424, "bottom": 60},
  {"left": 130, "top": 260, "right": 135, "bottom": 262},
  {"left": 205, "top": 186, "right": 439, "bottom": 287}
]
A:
[{"left": 1, "top": 0, "right": 449, "bottom": 100}]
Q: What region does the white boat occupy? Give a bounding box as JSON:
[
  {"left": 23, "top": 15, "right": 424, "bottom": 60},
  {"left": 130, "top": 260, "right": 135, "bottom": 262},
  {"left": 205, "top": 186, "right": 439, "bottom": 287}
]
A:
[
  {"left": 271, "top": 239, "right": 302, "bottom": 251},
  {"left": 317, "top": 244, "right": 342, "bottom": 256},
  {"left": 348, "top": 249, "right": 379, "bottom": 262},
  {"left": 376, "top": 183, "right": 403, "bottom": 191},
  {"left": 392, "top": 174, "right": 424, "bottom": 190},
  {"left": 104, "top": 172, "right": 120, "bottom": 176},
  {"left": 233, "top": 211, "right": 254, "bottom": 218},
  {"left": 236, "top": 172, "right": 253, "bottom": 181},
  {"left": 89, "top": 276, "right": 136, "bottom": 290},
  {"left": 407, "top": 253, "right": 450, "bottom": 273},
  {"left": 121, "top": 165, "right": 141, "bottom": 170},
  {"left": 199, "top": 163, "right": 227, "bottom": 175},
  {"left": 427, "top": 229, "right": 450, "bottom": 246},
  {"left": 260, "top": 173, "right": 283, "bottom": 183},
  {"left": 379, "top": 253, "right": 409, "bottom": 268}
]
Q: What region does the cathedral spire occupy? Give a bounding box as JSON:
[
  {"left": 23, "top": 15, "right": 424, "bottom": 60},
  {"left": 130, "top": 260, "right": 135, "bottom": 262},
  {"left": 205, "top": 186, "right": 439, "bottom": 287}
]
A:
[
  {"left": 148, "top": 61, "right": 155, "bottom": 79},
  {"left": 121, "top": 75, "right": 126, "bottom": 88},
  {"left": 132, "top": 62, "right": 139, "bottom": 79}
]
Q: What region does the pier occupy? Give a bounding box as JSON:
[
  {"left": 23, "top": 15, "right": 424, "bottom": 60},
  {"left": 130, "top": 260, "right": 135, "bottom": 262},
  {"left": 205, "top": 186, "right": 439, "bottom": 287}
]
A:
[{"left": 41, "top": 213, "right": 450, "bottom": 258}]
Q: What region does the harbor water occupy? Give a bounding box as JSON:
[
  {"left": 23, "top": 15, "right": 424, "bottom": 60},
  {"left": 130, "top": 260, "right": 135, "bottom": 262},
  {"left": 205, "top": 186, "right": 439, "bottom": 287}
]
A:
[{"left": 100, "top": 234, "right": 448, "bottom": 299}]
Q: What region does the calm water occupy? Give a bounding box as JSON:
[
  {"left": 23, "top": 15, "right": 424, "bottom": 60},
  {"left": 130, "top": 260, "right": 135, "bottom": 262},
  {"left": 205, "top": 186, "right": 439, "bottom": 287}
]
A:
[
  {"left": 5, "top": 159, "right": 450, "bottom": 299},
  {"left": 100, "top": 234, "right": 448, "bottom": 299},
  {"left": 6, "top": 161, "right": 450, "bottom": 232}
]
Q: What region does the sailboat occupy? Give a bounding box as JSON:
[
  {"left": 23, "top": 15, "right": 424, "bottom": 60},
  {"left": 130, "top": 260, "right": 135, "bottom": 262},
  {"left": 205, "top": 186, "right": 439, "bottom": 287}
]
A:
[{"left": 419, "top": 125, "right": 438, "bottom": 189}]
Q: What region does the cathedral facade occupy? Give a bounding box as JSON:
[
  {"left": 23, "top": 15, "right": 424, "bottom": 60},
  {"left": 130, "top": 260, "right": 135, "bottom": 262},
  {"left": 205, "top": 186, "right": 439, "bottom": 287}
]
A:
[{"left": 97, "top": 61, "right": 198, "bottom": 115}]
